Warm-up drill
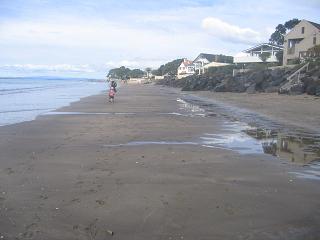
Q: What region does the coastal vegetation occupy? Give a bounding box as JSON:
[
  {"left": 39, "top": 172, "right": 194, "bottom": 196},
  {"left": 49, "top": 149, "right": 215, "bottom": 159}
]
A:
[
  {"left": 269, "top": 18, "right": 300, "bottom": 45},
  {"left": 107, "top": 66, "right": 145, "bottom": 79},
  {"left": 152, "top": 59, "right": 184, "bottom": 76}
]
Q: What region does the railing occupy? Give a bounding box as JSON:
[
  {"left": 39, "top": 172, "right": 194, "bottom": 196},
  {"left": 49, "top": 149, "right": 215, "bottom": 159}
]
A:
[
  {"left": 299, "top": 51, "right": 320, "bottom": 58},
  {"left": 287, "top": 62, "right": 309, "bottom": 82}
]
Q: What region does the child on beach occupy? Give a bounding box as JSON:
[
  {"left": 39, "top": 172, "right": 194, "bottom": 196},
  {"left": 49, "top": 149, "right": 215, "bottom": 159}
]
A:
[{"left": 109, "top": 87, "right": 116, "bottom": 103}]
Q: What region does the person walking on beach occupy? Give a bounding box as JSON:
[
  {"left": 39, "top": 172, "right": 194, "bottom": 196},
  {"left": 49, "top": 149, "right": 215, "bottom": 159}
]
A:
[
  {"left": 110, "top": 80, "right": 117, "bottom": 92},
  {"left": 109, "top": 87, "right": 116, "bottom": 103}
]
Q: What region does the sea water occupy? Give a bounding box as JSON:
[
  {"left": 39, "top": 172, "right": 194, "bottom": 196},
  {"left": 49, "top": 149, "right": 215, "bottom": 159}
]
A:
[{"left": 0, "top": 77, "right": 106, "bottom": 126}]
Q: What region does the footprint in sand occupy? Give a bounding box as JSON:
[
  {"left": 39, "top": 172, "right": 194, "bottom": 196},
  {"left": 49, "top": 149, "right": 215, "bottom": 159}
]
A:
[
  {"left": 70, "top": 198, "right": 81, "bottom": 204},
  {"left": 39, "top": 194, "right": 48, "bottom": 200},
  {"left": 5, "top": 168, "right": 14, "bottom": 175},
  {"left": 22, "top": 222, "right": 39, "bottom": 239},
  {"left": 96, "top": 200, "right": 105, "bottom": 206}
]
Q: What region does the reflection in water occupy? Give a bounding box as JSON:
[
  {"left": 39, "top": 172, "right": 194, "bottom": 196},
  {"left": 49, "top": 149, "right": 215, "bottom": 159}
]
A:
[{"left": 245, "top": 128, "right": 320, "bottom": 165}]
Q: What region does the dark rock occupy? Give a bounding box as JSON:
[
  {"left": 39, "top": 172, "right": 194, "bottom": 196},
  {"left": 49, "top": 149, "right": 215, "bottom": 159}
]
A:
[
  {"left": 213, "top": 82, "right": 227, "bottom": 92},
  {"left": 158, "top": 63, "right": 320, "bottom": 95},
  {"left": 302, "top": 76, "right": 320, "bottom": 95},
  {"left": 246, "top": 84, "right": 256, "bottom": 94},
  {"left": 251, "top": 71, "right": 265, "bottom": 85}
]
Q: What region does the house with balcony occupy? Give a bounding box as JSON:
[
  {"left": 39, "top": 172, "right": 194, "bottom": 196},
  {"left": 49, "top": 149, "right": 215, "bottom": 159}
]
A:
[
  {"left": 233, "top": 43, "right": 283, "bottom": 65},
  {"left": 283, "top": 20, "right": 320, "bottom": 65},
  {"left": 177, "top": 59, "right": 195, "bottom": 79}
]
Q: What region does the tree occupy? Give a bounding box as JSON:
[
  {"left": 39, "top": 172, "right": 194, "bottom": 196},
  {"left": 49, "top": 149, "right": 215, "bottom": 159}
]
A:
[
  {"left": 269, "top": 19, "right": 300, "bottom": 45},
  {"left": 284, "top": 19, "right": 301, "bottom": 30},
  {"left": 130, "top": 69, "right": 144, "bottom": 78},
  {"left": 259, "top": 52, "right": 271, "bottom": 63},
  {"left": 153, "top": 59, "right": 183, "bottom": 76},
  {"left": 107, "top": 66, "right": 131, "bottom": 79},
  {"left": 107, "top": 66, "right": 145, "bottom": 79}
]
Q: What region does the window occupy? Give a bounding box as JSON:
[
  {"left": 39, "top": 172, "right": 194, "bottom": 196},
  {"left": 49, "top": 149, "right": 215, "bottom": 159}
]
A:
[
  {"left": 313, "top": 37, "right": 317, "bottom": 45},
  {"left": 301, "top": 27, "right": 305, "bottom": 34}
]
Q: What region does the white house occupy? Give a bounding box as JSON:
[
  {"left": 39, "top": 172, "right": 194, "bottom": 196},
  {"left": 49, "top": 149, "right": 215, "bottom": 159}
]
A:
[
  {"left": 193, "top": 53, "right": 233, "bottom": 74},
  {"left": 177, "top": 59, "right": 195, "bottom": 78},
  {"left": 283, "top": 20, "right": 320, "bottom": 65},
  {"left": 193, "top": 53, "right": 217, "bottom": 72},
  {"left": 234, "top": 43, "right": 283, "bottom": 64}
]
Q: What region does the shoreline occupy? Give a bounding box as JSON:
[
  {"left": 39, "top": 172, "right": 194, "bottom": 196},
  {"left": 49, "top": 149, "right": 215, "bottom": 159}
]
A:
[{"left": 1, "top": 84, "right": 320, "bottom": 239}]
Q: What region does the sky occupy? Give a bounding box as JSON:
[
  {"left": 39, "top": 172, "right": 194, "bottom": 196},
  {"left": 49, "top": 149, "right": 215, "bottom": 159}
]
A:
[{"left": 0, "top": 0, "right": 319, "bottom": 78}]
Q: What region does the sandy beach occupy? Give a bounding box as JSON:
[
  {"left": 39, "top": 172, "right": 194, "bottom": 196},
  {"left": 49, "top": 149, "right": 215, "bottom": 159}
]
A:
[
  {"left": 1, "top": 84, "right": 320, "bottom": 240},
  {"left": 193, "top": 91, "right": 320, "bottom": 132}
]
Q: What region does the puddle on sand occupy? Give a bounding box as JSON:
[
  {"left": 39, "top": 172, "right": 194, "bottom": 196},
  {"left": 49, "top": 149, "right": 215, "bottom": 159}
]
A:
[
  {"left": 43, "top": 111, "right": 136, "bottom": 116},
  {"left": 244, "top": 128, "right": 320, "bottom": 164},
  {"left": 44, "top": 111, "right": 196, "bottom": 117},
  {"left": 177, "top": 96, "right": 320, "bottom": 180},
  {"left": 244, "top": 127, "right": 320, "bottom": 181},
  {"left": 104, "top": 141, "right": 198, "bottom": 147},
  {"left": 289, "top": 162, "right": 320, "bottom": 180},
  {"left": 200, "top": 132, "right": 264, "bottom": 154},
  {"left": 103, "top": 124, "right": 268, "bottom": 155},
  {"left": 176, "top": 98, "right": 206, "bottom": 117}
]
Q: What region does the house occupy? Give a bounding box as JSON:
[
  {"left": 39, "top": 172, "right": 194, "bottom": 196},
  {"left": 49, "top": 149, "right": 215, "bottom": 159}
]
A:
[
  {"left": 234, "top": 43, "right": 283, "bottom": 64},
  {"left": 283, "top": 19, "right": 320, "bottom": 65},
  {"left": 200, "top": 62, "right": 231, "bottom": 74},
  {"left": 177, "top": 59, "right": 195, "bottom": 79},
  {"left": 193, "top": 53, "right": 233, "bottom": 74}
]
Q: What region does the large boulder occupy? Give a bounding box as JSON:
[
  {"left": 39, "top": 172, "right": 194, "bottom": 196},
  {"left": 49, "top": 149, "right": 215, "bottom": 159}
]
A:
[
  {"left": 225, "top": 77, "right": 247, "bottom": 92},
  {"left": 246, "top": 71, "right": 265, "bottom": 86},
  {"left": 302, "top": 76, "right": 320, "bottom": 95}
]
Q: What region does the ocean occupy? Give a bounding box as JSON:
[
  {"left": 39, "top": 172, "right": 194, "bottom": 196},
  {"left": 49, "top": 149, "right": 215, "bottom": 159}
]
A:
[{"left": 0, "top": 77, "right": 106, "bottom": 126}]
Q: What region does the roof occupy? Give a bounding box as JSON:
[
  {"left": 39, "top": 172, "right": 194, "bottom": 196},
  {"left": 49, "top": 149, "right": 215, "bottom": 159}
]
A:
[
  {"left": 308, "top": 20, "right": 320, "bottom": 30},
  {"left": 194, "top": 53, "right": 233, "bottom": 63},
  {"left": 201, "top": 62, "right": 230, "bottom": 69},
  {"left": 195, "top": 53, "right": 218, "bottom": 62},
  {"left": 181, "top": 59, "right": 193, "bottom": 66},
  {"left": 243, "top": 43, "right": 283, "bottom": 53}
]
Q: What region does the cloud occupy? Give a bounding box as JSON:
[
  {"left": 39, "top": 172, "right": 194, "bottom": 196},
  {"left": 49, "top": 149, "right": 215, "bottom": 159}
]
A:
[
  {"left": 1, "top": 0, "right": 319, "bottom": 77},
  {"left": 105, "top": 58, "right": 168, "bottom": 69},
  {"left": 201, "top": 17, "right": 263, "bottom": 44},
  {"left": 0, "top": 64, "right": 95, "bottom": 73}
]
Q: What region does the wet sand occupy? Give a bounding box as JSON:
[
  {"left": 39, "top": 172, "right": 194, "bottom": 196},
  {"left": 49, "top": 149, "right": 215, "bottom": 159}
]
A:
[
  {"left": 1, "top": 84, "right": 320, "bottom": 239},
  {"left": 193, "top": 91, "right": 320, "bottom": 132}
]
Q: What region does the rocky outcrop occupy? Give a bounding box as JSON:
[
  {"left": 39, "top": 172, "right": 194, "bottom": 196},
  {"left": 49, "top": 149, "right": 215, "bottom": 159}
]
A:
[
  {"left": 279, "top": 63, "right": 320, "bottom": 95},
  {"left": 301, "top": 71, "right": 320, "bottom": 96},
  {"left": 156, "top": 62, "right": 320, "bottom": 96},
  {"left": 179, "top": 68, "right": 289, "bottom": 93}
]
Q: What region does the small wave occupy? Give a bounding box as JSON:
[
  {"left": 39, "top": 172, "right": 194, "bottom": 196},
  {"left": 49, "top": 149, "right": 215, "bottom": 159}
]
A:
[{"left": 0, "top": 108, "right": 53, "bottom": 114}]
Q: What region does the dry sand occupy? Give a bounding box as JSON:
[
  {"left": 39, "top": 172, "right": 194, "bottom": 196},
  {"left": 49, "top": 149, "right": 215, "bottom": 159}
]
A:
[{"left": 0, "top": 84, "right": 320, "bottom": 239}]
